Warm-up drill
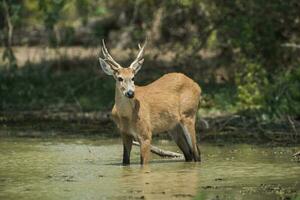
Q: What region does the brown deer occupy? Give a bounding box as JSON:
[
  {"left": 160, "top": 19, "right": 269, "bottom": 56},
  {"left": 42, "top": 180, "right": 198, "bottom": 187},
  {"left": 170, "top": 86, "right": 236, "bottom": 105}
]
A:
[{"left": 99, "top": 40, "right": 201, "bottom": 165}]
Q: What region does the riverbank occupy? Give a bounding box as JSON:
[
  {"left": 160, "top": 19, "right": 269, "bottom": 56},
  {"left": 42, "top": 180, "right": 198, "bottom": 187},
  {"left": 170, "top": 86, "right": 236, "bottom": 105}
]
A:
[{"left": 1, "top": 110, "right": 299, "bottom": 145}]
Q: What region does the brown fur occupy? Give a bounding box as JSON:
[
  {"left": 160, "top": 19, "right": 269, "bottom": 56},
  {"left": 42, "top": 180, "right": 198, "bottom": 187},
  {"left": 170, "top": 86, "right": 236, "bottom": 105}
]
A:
[{"left": 111, "top": 72, "right": 201, "bottom": 165}]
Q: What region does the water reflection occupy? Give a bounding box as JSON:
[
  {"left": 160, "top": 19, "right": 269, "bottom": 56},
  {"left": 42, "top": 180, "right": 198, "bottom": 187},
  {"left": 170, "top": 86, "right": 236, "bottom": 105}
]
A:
[
  {"left": 0, "top": 138, "right": 299, "bottom": 200},
  {"left": 119, "top": 163, "right": 200, "bottom": 199}
]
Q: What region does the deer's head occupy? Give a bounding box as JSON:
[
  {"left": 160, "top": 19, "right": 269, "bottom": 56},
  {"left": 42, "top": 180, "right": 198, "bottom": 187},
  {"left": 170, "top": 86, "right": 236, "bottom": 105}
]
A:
[{"left": 99, "top": 40, "right": 146, "bottom": 99}]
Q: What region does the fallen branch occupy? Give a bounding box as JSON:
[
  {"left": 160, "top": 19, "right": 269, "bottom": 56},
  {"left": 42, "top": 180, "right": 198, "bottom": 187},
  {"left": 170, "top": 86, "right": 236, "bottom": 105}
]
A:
[
  {"left": 132, "top": 141, "right": 183, "bottom": 158},
  {"left": 293, "top": 151, "right": 300, "bottom": 157},
  {"left": 281, "top": 43, "right": 300, "bottom": 49}
]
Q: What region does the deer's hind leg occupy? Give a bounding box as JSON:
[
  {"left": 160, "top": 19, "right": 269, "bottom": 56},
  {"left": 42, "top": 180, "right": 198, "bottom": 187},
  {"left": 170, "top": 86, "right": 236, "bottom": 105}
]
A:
[
  {"left": 169, "top": 124, "right": 194, "bottom": 161},
  {"left": 180, "top": 116, "right": 201, "bottom": 162}
]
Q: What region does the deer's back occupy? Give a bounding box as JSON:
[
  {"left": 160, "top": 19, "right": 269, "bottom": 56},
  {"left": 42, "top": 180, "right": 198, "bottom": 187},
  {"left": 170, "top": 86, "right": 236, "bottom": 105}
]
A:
[
  {"left": 135, "top": 73, "right": 201, "bottom": 133},
  {"left": 137, "top": 73, "right": 200, "bottom": 95}
]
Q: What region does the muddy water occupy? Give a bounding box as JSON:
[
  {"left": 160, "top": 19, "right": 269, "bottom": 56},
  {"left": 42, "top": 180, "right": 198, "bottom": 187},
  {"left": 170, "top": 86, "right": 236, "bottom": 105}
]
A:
[{"left": 0, "top": 138, "right": 299, "bottom": 200}]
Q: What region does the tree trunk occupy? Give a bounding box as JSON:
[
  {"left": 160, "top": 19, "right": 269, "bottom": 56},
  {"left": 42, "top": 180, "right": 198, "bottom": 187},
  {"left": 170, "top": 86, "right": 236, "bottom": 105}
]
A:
[{"left": 2, "top": 0, "right": 17, "bottom": 68}]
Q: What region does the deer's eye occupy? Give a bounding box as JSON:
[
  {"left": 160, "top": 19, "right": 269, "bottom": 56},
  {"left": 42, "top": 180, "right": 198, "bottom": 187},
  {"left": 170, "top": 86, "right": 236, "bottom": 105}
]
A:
[
  {"left": 118, "top": 77, "right": 123, "bottom": 82},
  {"left": 131, "top": 77, "right": 134, "bottom": 81}
]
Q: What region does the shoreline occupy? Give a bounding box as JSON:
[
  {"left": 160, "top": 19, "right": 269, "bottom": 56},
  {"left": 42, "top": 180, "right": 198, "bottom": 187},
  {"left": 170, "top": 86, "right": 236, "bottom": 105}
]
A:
[{"left": 1, "top": 111, "right": 299, "bottom": 145}]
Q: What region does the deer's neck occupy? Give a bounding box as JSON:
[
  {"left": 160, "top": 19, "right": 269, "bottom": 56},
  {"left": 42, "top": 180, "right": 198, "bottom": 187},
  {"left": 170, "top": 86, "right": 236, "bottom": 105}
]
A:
[{"left": 115, "top": 85, "right": 135, "bottom": 118}]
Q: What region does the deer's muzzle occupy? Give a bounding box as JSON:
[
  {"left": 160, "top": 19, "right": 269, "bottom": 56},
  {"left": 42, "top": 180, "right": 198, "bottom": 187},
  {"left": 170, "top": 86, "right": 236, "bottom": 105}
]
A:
[{"left": 125, "top": 90, "right": 134, "bottom": 98}]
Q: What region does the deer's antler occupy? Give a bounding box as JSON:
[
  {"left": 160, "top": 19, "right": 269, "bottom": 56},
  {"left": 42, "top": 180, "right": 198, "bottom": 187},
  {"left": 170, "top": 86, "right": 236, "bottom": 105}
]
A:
[
  {"left": 101, "top": 39, "right": 122, "bottom": 70},
  {"left": 130, "top": 39, "right": 147, "bottom": 69}
]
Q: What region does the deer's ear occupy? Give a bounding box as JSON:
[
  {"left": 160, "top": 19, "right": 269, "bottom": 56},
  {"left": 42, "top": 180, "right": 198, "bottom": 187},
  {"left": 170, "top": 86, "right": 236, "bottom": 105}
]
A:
[
  {"left": 99, "top": 58, "right": 115, "bottom": 76},
  {"left": 130, "top": 58, "right": 144, "bottom": 74}
]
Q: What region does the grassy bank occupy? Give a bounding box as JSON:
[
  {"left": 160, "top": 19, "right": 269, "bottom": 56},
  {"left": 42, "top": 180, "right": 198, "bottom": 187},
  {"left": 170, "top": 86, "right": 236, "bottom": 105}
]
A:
[
  {"left": 0, "top": 47, "right": 236, "bottom": 113},
  {"left": 1, "top": 48, "right": 299, "bottom": 144},
  {"left": 1, "top": 62, "right": 114, "bottom": 112}
]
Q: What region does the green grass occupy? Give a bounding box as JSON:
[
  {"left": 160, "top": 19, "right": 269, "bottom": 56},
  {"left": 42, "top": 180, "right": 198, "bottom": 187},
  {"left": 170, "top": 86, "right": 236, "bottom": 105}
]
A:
[
  {"left": 199, "top": 82, "right": 237, "bottom": 116},
  {"left": 1, "top": 63, "right": 115, "bottom": 112},
  {"left": 1, "top": 61, "right": 237, "bottom": 115}
]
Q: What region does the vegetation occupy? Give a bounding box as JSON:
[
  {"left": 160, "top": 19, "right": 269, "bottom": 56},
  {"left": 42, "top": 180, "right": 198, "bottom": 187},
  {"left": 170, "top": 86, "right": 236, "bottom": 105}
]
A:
[{"left": 0, "top": 0, "right": 300, "bottom": 136}]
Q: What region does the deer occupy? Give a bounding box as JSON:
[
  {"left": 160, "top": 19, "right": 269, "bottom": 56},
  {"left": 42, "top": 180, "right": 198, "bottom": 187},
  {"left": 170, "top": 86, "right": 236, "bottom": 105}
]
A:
[{"left": 98, "top": 40, "right": 201, "bottom": 165}]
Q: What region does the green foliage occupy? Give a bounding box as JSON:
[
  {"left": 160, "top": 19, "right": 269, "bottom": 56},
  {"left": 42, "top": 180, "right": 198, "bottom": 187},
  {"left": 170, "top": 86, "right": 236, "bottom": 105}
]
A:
[
  {"left": 206, "top": 30, "right": 218, "bottom": 50},
  {"left": 236, "top": 59, "right": 300, "bottom": 120},
  {"left": 200, "top": 83, "right": 237, "bottom": 115},
  {"left": 38, "top": 0, "right": 66, "bottom": 29},
  {"left": 5, "top": 1, "right": 22, "bottom": 25},
  {"left": 0, "top": 63, "right": 115, "bottom": 112},
  {"left": 38, "top": 0, "right": 67, "bottom": 46},
  {"left": 0, "top": 0, "right": 299, "bottom": 120},
  {"left": 208, "top": 0, "right": 300, "bottom": 70},
  {"left": 206, "top": 0, "right": 300, "bottom": 119},
  {"left": 236, "top": 59, "right": 268, "bottom": 111},
  {"left": 264, "top": 66, "right": 300, "bottom": 118},
  {"left": 75, "top": 0, "right": 89, "bottom": 24}
]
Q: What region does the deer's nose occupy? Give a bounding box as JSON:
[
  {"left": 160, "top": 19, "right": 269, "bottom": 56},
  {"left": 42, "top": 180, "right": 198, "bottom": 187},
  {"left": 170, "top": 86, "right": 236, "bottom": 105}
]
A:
[{"left": 125, "top": 90, "right": 134, "bottom": 98}]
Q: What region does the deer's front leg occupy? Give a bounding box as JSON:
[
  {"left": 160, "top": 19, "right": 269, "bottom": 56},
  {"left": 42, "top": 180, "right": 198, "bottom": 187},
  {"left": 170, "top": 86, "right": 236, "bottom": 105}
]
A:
[
  {"left": 139, "top": 133, "right": 152, "bottom": 165},
  {"left": 122, "top": 134, "right": 133, "bottom": 165}
]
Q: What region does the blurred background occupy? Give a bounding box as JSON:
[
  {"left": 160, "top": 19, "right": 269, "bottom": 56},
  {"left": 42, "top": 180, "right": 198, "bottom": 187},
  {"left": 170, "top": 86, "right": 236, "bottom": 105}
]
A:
[{"left": 0, "top": 0, "right": 300, "bottom": 140}]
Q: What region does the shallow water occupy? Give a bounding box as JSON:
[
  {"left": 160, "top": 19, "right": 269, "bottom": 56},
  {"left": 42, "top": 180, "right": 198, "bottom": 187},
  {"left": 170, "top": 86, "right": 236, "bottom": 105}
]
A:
[{"left": 0, "top": 137, "right": 299, "bottom": 200}]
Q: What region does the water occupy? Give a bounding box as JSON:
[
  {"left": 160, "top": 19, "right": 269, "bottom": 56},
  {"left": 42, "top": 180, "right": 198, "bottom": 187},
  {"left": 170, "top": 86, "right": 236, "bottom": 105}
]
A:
[{"left": 0, "top": 137, "right": 299, "bottom": 200}]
